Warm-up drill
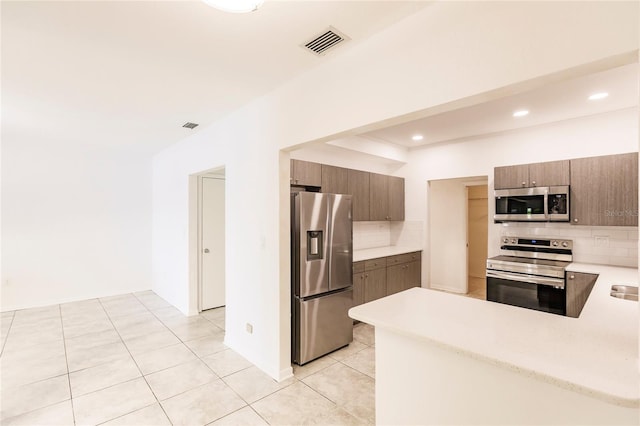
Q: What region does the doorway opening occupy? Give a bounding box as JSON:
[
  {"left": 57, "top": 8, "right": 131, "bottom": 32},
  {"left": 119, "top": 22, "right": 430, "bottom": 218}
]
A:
[
  {"left": 428, "top": 176, "right": 488, "bottom": 296},
  {"left": 466, "top": 184, "right": 488, "bottom": 300},
  {"left": 195, "top": 168, "right": 226, "bottom": 314}
]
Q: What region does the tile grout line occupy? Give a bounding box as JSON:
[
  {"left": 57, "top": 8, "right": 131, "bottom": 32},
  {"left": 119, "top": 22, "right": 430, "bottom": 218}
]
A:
[
  {"left": 98, "top": 293, "right": 175, "bottom": 425},
  {"left": 59, "top": 304, "right": 78, "bottom": 426},
  {"left": 140, "top": 295, "right": 264, "bottom": 424},
  {"left": 0, "top": 310, "right": 16, "bottom": 357},
  {"left": 0, "top": 308, "right": 74, "bottom": 423}
]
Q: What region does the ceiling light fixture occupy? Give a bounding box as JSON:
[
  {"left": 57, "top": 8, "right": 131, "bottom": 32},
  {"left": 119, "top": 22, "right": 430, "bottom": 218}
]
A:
[
  {"left": 588, "top": 92, "right": 609, "bottom": 101},
  {"left": 202, "top": 0, "right": 264, "bottom": 13},
  {"left": 412, "top": 134, "right": 424, "bottom": 141},
  {"left": 513, "top": 110, "right": 529, "bottom": 118}
]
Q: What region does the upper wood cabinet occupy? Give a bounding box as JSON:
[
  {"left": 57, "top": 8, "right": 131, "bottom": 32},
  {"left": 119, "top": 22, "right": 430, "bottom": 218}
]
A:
[
  {"left": 369, "top": 173, "right": 389, "bottom": 221},
  {"left": 370, "top": 173, "right": 405, "bottom": 221},
  {"left": 321, "top": 165, "right": 349, "bottom": 194},
  {"left": 290, "top": 159, "right": 405, "bottom": 222},
  {"left": 347, "top": 169, "right": 370, "bottom": 221},
  {"left": 388, "top": 176, "right": 405, "bottom": 221},
  {"left": 570, "top": 153, "right": 638, "bottom": 226},
  {"left": 290, "top": 159, "right": 321, "bottom": 187},
  {"left": 494, "top": 164, "right": 529, "bottom": 190},
  {"left": 494, "top": 160, "right": 570, "bottom": 189}
]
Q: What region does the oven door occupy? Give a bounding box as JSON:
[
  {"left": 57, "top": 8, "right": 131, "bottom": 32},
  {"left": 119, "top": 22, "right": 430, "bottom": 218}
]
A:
[{"left": 486, "top": 270, "right": 566, "bottom": 316}]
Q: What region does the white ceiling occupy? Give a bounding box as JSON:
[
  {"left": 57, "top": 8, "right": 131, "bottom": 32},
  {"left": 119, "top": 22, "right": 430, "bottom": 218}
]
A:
[
  {"left": 360, "top": 63, "right": 639, "bottom": 148},
  {"left": 2, "top": 1, "right": 429, "bottom": 154}
]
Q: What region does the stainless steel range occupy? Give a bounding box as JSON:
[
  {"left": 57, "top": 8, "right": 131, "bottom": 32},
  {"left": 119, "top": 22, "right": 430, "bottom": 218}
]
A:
[{"left": 486, "top": 236, "right": 573, "bottom": 315}]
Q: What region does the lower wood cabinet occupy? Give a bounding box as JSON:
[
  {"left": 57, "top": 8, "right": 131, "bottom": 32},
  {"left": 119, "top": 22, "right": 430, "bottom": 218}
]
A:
[
  {"left": 387, "top": 261, "right": 421, "bottom": 295},
  {"left": 565, "top": 271, "right": 598, "bottom": 318},
  {"left": 352, "top": 251, "right": 421, "bottom": 307},
  {"left": 364, "top": 268, "right": 387, "bottom": 303}
]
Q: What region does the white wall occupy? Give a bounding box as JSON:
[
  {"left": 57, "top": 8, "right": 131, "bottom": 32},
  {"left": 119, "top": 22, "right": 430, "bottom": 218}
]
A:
[
  {"left": 151, "top": 1, "right": 639, "bottom": 380},
  {"left": 402, "top": 108, "right": 639, "bottom": 286},
  {"left": 2, "top": 141, "right": 152, "bottom": 311},
  {"left": 428, "top": 179, "right": 468, "bottom": 293}
]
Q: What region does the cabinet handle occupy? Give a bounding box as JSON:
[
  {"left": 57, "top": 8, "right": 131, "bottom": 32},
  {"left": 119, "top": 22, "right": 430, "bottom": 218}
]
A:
[
  {"left": 532, "top": 181, "right": 536, "bottom": 186},
  {"left": 569, "top": 275, "right": 575, "bottom": 280},
  {"left": 365, "top": 274, "right": 369, "bottom": 278},
  {"left": 522, "top": 181, "right": 526, "bottom": 186},
  {"left": 573, "top": 218, "right": 578, "bottom": 223}
]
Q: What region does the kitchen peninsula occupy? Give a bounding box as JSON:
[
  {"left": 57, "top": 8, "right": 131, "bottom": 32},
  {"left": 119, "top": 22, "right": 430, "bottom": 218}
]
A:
[{"left": 349, "top": 264, "right": 639, "bottom": 425}]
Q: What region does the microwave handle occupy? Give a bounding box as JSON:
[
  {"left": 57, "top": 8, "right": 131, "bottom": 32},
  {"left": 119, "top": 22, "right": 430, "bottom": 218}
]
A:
[{"left": 544, "top": 189, "right": 549, "bottom": 219}]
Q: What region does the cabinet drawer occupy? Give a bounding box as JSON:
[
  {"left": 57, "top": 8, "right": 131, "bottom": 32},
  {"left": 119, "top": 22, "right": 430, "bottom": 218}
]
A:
[
  {"left": 364, "top": 258, "right": 387, "bottom": 271},
  {"left": 386, "top": 251, "right": 421, "bottom": 266},
  {"left": 353, "top": 261, "right": 365, "bottom": 274}
]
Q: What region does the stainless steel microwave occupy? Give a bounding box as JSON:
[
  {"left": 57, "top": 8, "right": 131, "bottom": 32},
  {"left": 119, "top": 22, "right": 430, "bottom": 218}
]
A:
[{"left": 494, "top": 186, "right": 570, "bottom": 222}]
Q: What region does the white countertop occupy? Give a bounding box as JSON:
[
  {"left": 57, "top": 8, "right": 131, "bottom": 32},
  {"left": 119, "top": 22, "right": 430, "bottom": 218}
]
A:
[
  {"left": 349, "top": 264, "right": 639, "bottom": 407},
  {"left": 353, "top": 246, "right": 422, "bottom": 262}
]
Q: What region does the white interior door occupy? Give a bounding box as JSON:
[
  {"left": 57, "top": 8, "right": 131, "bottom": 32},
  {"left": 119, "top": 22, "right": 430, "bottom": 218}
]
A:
[{"left": 202, "top": 177, "right": 225, "bottom": 310}]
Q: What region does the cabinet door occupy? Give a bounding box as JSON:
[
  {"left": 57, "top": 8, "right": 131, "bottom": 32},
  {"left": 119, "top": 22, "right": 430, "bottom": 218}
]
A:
[
  {"left": 405, "top": 260, "right": 421, "bottom": 291},
  {"left": 570, "top": 153, "right": 638, "bottom": 226},
  {"left": 321, "top": 165, "right": 349, "bottom": 194},
  {"left": 494, "top": 165, "right": 529, "bottom": 189},
  {"left": 528, "top": 160, "right": 570, "bottom": 187},
  {"left": 369, "top": 173, "right": 389, "bottom": 220},
  {"left": 386, "top": 264, "right": 405, "bottom": 296},
  {"left": 565, "top": 272, "right": 598, "bottom": 318},
  {"left": 387, "top": 176, "right": 405, "bottom": 221},
  {"left": 291, "top": 160, "right": 321, "bottom": 187},
  {"left": 364, "top": 268, "right": 386, "bottom": 303},
  {"left": 348, "top": 169, "right": 370, "bottom": 221},
  {"left": 352, "top": 273, "right": 365, "bottom": 307}
]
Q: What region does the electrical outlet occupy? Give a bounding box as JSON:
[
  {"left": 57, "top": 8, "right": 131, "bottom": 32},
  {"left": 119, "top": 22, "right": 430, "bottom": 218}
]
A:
[
  {"left": 246, "top": 323, "right": 253, "bottom": 334},
  {"left": 595, "top": 236, "right": 609, "bottom": 247}
]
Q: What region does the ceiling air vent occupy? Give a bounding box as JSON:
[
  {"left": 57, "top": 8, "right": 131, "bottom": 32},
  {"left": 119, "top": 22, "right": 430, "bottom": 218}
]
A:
[
  {"left": 182, "top": 122, "right": 199, "bottom": 129},
  {"left": 303, "top": 27, "right": 350, "bottom": 56}
]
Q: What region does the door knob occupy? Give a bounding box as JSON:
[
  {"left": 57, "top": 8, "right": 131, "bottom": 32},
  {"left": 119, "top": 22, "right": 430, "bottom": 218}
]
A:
[{"left": 204, "top": 248, "right": 210, "bottom": 253}]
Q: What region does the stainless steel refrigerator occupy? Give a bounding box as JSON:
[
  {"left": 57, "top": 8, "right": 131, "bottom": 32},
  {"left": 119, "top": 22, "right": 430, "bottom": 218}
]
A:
[{"left": 291, "top": 191, "right": 353, "bottom": 365}]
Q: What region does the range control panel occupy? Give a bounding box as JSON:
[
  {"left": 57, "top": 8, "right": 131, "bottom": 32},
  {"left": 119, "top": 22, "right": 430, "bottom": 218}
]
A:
[{"left": 501, "top": 237, "right": 573, "bottom": 250}]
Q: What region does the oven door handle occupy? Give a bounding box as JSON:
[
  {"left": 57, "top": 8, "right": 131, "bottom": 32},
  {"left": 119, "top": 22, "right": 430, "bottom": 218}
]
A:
[{"left": 486, "top": 270, "right": 565, "bottom": 289}]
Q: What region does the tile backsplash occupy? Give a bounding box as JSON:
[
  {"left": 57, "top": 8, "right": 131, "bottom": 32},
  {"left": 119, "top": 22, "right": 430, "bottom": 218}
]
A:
[
  {"left": 353, "top": 222, "right": 391, "bottom": 250},
  {"left": 499, "top": 223, "right": 638, "bottom": 268},
  {"left": 353, "top": 221, "right": 423, "bottom": 251}
]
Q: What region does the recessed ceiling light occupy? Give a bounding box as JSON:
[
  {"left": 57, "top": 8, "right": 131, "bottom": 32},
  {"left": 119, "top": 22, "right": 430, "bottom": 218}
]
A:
[
  {"left": 411, "top": 134, "right": 424, "bottom": 141},
  {"left": 513, "top": 110, "right": 529, "bottom": 118},
  {"left": 588, "top": 92, "right": 609, "bottom": 101}
]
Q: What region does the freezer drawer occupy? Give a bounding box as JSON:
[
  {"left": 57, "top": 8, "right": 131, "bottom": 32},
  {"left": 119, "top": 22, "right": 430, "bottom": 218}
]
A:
[{"left": 294, "top": 289, "right": 354, "bottom": 365}]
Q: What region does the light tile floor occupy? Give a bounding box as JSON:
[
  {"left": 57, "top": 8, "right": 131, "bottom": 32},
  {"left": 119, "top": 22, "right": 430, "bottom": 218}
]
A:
[{"left": 0, "top": 292, "right": 375, "bottom": 425}]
